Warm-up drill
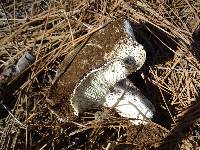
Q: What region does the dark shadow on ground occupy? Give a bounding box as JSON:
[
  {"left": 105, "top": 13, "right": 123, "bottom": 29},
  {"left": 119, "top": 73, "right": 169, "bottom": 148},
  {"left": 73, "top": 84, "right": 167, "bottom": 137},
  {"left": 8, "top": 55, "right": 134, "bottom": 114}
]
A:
[
  {"left": 0, "top": 70, "right": 31, "bottom": 119},
  {"left": 156, "top": 101, "right": 200, "bottom": 149},
  {"left": 191, "top": 25, "right": 200, "bottom": 62},
  {"left": 128, "top": 21, "right": 177, "bottom": 129},
  {"left": 155, "top": 24, "right": 200, "bottom": 150}
]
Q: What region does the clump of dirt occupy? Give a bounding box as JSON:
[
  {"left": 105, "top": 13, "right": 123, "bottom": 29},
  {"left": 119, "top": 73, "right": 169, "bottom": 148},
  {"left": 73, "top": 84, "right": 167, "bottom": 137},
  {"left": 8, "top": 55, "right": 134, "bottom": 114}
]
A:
[
  {"left": 125, "top": 123, "right": 167, "bottom": 149},
  {"left": 66, "top": 117, "right": 168, "bottom": 150}
]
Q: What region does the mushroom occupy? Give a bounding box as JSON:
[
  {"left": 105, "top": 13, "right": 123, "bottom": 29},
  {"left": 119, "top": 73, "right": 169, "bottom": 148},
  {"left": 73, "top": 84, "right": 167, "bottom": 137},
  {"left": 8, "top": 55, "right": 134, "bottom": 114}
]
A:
[{"left": 48, "top": 18, "right": 155, "bottom": 125}]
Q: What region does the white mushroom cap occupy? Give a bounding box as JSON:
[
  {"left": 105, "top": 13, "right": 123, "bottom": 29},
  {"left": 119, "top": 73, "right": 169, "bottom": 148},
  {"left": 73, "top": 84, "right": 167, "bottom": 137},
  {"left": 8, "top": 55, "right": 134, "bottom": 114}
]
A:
[
  {"left": 70, "top": 59, "right": 155, "bottom": 125},
  {"left": 104, "top": 79, "right": 155, "bottom": 125},
  {"left": 70, "top": 59, "right": 130, "bottom": 115},
  {"left": 69, "top": 18, "right": 154, "bottom": 125}
]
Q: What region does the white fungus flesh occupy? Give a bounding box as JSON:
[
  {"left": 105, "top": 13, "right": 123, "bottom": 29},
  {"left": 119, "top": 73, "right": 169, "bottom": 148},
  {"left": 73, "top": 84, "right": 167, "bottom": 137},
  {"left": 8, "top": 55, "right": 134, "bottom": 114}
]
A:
[
  {"left": 69, "top": 18, "right": 155, "bottom": 125},
  {"left": 104, "top": 79, "right": 155, "bottom": 125}
]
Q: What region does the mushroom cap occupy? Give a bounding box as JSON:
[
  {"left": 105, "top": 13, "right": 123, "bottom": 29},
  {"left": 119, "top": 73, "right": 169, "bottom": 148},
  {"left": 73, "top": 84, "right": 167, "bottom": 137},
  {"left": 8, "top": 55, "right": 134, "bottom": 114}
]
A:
[
  {"left": 104, "top": 79, "right": 155, "bottom": 125},
  {"left": 48, "top": 18, "right": 150, "bottom": 124},
  {"left": 70, "top": 59, "right": 130, "bottom": 115}
]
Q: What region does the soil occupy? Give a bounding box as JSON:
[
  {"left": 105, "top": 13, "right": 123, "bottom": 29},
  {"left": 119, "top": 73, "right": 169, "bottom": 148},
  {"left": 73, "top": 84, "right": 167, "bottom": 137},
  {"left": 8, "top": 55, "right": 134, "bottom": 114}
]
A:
[{"left": 125, "top": 123, "right": 166, "bottom": 149}]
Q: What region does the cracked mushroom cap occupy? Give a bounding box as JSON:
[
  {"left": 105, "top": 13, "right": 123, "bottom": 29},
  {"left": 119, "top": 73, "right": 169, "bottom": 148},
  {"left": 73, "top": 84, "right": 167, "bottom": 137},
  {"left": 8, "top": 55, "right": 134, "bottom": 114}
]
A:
[
  {"left": 104, "top": 79, "right": 155, "bottom": 125},
  {"left": 48, "top": 18, "right": 151, "bottom": 124}
]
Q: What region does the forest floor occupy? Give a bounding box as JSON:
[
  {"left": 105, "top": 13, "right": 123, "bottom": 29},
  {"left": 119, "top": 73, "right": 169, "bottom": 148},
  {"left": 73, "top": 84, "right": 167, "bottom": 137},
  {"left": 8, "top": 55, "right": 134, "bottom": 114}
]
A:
[{"left": 0, "top": 0, "right": 200, "bottom": 149}]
